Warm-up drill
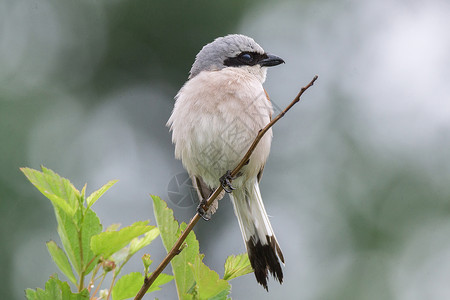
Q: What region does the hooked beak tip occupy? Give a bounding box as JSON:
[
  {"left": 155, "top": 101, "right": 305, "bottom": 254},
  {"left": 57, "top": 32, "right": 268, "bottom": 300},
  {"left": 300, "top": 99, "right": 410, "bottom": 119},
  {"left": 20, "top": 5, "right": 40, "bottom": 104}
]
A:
[{"left": 259, "top": 54, "right": 285, "bottom": 67}]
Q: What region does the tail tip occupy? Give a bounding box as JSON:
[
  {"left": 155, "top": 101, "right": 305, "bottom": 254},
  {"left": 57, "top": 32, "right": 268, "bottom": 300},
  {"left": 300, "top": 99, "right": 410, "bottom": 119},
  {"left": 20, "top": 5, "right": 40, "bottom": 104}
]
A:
[{"left": 246, "top": 235, "right": 284, "bottom": 291}]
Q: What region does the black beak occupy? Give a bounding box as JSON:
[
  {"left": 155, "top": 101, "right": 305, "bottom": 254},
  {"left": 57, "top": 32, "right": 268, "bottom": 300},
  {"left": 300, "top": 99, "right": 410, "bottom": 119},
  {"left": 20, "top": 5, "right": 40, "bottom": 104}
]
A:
[{"left": 259, "top": 53, "right": 285, "bottom": 67}]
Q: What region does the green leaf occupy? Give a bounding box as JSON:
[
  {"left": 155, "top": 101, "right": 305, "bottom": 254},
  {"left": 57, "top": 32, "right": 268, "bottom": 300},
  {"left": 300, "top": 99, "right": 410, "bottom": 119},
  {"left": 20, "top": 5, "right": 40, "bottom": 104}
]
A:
[
  {"left": 41, "top": 167, "right": 82, "bottom": 210},
  {"left": 46, "top": 241, "right": 77, "bottom": 285},
  {"left": 56, "top": 208, "right": 101, "bottom": 275},
  {"left": 223, "top": 253, "right": 253, "bottom": 281},
  {"left": 80, "top": 184, "right": 87, "bottom": 202},
  {"left": 188, "top": 254, "right": 230, "bottom": 300},
  {"left": 176, "top": 223, "right": 200, "bottom": 300},
  {"left": 150, "top": 272, "right": 174, "bottom": 293},
  {"left": 25, "top": 274, "right": 89, "bottom": 300},
  {"left": 152, "top": 195, "right": 179, "bottom": 248},
  {"left": 56, "top": 208, "right": 81, "bottom": 274},
  {"left": 21, "top": 166, "right": 103, "bottom": 275},
  {"left": 129, "top": 228, "right": 160, "bottom": 256},
  {"left": 86, "top": 180, "right": 118, "bottom": 208},
  {"left": 21, "top": 167, "right": 79, "bottom": 216},
  {"left": 106, "top": 223, "right": 121, "bottom": 232},
  {"left": 111, "top": 272, "right": 142, "bottom": 300},
  {"left": 112, "top": 272, "right": 173, "bottom": 300},
  {"left": 152, "top": 195, "right": 199, "bottom": 299},
  {"left": 91, "top": 221, "right": 155, "bottom": 259},
  {"left": 80, "top": 208, "right": 102, "bottom": 274}
]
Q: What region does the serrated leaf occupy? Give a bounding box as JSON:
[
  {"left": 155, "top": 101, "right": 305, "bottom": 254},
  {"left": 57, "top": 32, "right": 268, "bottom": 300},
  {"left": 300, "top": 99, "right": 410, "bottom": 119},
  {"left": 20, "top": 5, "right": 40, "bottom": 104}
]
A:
[
  {"left": 152, "top": 195, "right": 198, "bottom": 298},
  {"left": 86, "top": 180, "right": 118, "bottom": 208},
  {"left": 56, "top": 208, "right": 81, "bottom": 274},
  {"left": 106, "top": 223, "right": 121, "bottom": 232},
  {"left": 41, "top": 167, "right": 81, "bottom": 210},
  {"left": 111, "top": 272, "right": 142, "bottom": 300},
  {"left": 56, "top": 208, "right": 101, "bottom": 275},
  {"left": 112, "top": 272, "right": 173, "bottom": 300},
  {"left": 129, "top": 228, "right": 160, "bottom": 256},
  {"left": 55, "top": 277, "right": 90, "bottom": 300},
  {"left": 188, "top": 254, "right": 230, "bottom": 300},
  {"left": 150, "top": 272, "right": 174, "bottom": 293},
  {"left": 91, "top": 221, "right": 154, "bottom": 259},
  {"left": 79, "top": 183, "right": 87, "bottom": 207},
  {"left": 223, "top": 253, "right": 253, "bottom": 281},
  {"left": 81, "top": 184, "right": 87, "bottom": 200},
  {"left": 80, "top": 208, "right": 102, "bottom": 274},
  {"left": 25, "top": 289, "right": 37, "bottom": 299},
  {"left": 152, "top": 195, "right": 179, "bottom": 247},
  {"left": 46, "top": 241, "right": 77, "bottom": 284},
  {"left": 25, "top": 274, "right": 89, "bottom": 300},
  {"left": 177, "top": 223, "right": 199, "bottom": 300},
  {"left": 21, "top": 167, "right": 79, "bottom": 216},
  {"left": 209, "top": 289, "right": 232, "bottom": 300}
]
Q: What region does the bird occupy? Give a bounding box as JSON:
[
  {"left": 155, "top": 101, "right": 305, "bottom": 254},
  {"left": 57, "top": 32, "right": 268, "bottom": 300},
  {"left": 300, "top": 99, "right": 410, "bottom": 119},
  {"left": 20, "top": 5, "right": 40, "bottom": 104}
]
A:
[{"left": 167, "top": 34, "right": 285, "bottom": 290}]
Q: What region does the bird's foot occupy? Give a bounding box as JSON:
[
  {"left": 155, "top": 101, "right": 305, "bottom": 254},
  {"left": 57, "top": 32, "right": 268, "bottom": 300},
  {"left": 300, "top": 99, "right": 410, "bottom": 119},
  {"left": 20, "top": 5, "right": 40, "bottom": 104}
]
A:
[
  {"left": 220, "top": 170, "right": 236, "bottom": 193},
  {"left": 197, "top": 199, "right": 211, "bottom": 221}
]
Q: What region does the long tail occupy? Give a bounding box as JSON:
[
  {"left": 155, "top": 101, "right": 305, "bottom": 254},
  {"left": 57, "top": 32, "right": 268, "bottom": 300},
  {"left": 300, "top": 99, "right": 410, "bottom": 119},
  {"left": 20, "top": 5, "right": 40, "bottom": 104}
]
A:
[{"left": 230, "top": 178, "right": 284, "bottom": 290}]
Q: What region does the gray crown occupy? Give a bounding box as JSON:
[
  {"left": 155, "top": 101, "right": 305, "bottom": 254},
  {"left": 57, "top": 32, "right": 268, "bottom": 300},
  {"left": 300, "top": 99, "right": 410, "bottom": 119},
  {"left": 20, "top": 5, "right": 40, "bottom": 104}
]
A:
[{"left": 189, "top": 34, "right": 265, "bottom": 79}]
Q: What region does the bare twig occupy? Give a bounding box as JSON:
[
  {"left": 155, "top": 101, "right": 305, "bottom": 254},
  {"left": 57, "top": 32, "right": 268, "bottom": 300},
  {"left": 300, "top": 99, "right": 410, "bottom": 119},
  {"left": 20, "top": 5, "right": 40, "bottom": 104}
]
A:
[{"left": 134, "top": 75, "right": 318, "bottom": 300}]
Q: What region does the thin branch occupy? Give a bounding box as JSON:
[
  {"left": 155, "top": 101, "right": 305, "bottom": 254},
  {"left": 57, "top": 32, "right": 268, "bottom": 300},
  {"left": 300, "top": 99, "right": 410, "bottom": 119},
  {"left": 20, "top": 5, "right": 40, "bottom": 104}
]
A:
[
  {"left": 228, "top": 75, "right": 318, "bottom": 179},
  {"left": 90, "top": 272, "right": 106, "bottom": 300},
  {"left": 87, "top": 262, "right": 101, "bottom": 293},
  {"left": 106, "top": 267, "right": 118, "bottom": 300},
  {"left": 134, "top": 75, "right": 318, "bottom": 300}
]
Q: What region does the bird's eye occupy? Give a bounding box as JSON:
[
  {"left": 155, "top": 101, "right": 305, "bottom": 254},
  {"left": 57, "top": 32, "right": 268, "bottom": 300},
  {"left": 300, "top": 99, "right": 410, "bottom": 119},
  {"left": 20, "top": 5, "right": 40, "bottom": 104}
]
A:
[{"left": 239, "top": 53, "right": 253, "bottom": 63}]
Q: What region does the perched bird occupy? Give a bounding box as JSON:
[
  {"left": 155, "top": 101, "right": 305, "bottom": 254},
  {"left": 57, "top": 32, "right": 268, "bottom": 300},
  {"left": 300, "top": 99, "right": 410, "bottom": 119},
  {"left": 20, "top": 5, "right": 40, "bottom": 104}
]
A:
[{"left": 167, "top": 34, "right": 285, "bottom": 290}]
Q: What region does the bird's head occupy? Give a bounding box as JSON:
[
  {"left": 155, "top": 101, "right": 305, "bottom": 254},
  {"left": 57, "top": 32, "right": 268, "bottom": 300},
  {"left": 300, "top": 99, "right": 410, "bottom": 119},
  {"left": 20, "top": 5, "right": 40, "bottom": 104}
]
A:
[{"left": 189, "top": 34, "right": 284, "bottom": 82}]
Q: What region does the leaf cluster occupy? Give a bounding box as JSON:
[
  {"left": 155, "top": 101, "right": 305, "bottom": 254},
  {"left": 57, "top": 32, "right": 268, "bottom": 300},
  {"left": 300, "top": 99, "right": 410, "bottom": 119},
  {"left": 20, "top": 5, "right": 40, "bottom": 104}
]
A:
[
  {"left": 152, "top": 196, "right": 253, "bottom": 300},
  {"left": 22, "top": 167, "right": 252, "bottom": 300},
  {"left": 21, "top": 167, "right": 171, "bottom": 300}
]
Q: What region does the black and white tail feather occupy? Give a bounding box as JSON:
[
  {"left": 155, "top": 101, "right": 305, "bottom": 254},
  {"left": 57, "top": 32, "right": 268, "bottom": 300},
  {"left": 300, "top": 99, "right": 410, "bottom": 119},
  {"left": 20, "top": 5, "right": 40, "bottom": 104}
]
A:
[{"left": 230, "top": 178, "right": 284, "bottom": 290}]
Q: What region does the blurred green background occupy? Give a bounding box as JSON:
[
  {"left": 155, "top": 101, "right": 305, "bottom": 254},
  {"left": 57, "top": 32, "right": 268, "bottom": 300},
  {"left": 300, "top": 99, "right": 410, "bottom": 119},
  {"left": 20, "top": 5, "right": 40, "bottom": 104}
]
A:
[{"left": 2, "top": 0, "right": 450, "bottom": 299}]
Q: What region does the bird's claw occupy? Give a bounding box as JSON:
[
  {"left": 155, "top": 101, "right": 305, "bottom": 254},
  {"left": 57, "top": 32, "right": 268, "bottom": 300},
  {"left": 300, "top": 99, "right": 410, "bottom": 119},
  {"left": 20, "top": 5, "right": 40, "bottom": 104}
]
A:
[
  {"left": 220, "top": 170, "right": 236, "bottom": 193},
  {"left": 197, "top": 199, "right": 211, "bottom": 221}
]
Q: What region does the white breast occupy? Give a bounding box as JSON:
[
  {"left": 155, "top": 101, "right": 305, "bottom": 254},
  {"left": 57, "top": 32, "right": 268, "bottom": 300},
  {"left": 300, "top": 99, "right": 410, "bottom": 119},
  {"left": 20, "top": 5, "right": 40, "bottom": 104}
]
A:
[{"left": 167, "top": 67, "right": 273, "bottom": 189}]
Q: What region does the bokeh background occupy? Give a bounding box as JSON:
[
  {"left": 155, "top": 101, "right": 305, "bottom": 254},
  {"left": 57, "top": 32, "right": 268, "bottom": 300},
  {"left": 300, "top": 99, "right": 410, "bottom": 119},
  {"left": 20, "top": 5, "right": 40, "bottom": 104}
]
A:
[{"left": 2, "top": 0, "right": 450, "bottom": 299}]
